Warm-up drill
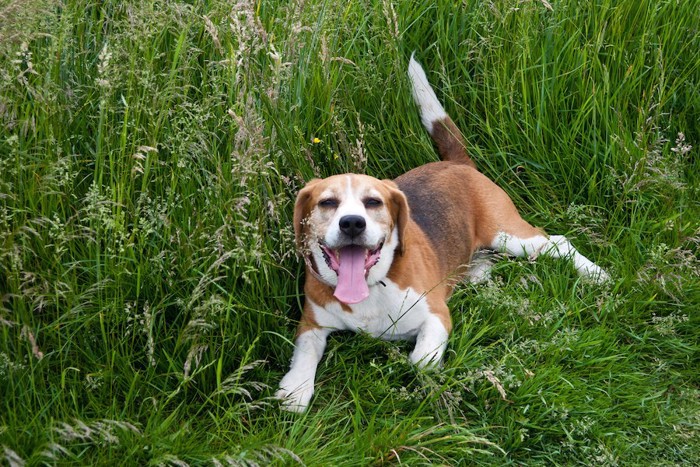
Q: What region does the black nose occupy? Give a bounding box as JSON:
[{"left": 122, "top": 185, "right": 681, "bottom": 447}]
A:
[{"left": 339, "top": 215, "right": 366, "bottom": 237}]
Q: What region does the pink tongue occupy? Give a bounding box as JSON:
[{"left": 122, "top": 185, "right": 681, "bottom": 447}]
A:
[{"left": 333, "top": 245, "right": 369, "bottom": 304}]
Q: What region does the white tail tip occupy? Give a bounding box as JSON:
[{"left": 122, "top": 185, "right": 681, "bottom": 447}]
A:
[{"left": 408, "top": 55, "right": 447, "bottom": 134}]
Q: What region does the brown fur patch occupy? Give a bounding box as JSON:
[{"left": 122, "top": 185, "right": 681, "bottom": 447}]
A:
[
  {"left": 386, "top": 221, "right": 453, "bottom": 327},
  {"left": 293, "top": 178, "right": 322, "bottom": 251},
  {"left": 380, "top": 179, "right": 410, "bottom": 255},
  {"left": 295, "top": 302, "right": 320, "bottom": 336},
  {"left": 431, "top": 117, "right": 476, "bottom": 168}
]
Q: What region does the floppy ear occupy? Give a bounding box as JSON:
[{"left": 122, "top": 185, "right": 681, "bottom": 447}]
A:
[
  {"left": 293, "top": 179, "right": 321, "bottom": 251},
  {"left": 383, "top": 180, "right": 410, "bottom": 256}
]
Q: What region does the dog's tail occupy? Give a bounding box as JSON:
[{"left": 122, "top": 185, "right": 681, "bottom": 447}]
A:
[{"left": 408, "top": 55, "right": 475, "bottom": 168}]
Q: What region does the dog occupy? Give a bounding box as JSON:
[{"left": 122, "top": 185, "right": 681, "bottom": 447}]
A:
[{"left": 276, "top": 56, "right": 609, "bottom": 412}]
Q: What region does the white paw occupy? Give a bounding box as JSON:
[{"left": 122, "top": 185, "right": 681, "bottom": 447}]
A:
[
  {"left": 581, "top": 263, "right": 611, "bottom": 284},
  {"left": 276, "top": 373, "right": 314, "bottom": 413},
  {"left": 409, "top": 349, "right": 443, "bottom": 369},
  {"left": 465, "top": 252, "right": 494, "bottom": 284}
]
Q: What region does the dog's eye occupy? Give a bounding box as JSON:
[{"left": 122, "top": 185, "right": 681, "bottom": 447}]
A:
[
  {"left": 319, "top": 198, "right": 339, "bottom": 208},
  {"left": 364, "top": 198, "right": 383, "bottom": 208}
]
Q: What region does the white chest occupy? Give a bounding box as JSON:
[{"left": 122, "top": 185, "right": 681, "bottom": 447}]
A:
[{"left": 309, "top": 279, "right": 432, "bottom": 341}]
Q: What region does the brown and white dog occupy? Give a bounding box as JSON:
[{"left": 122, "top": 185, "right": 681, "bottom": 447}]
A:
[{"left": 277, "top": 57, "right": 609, "bottom": 412}]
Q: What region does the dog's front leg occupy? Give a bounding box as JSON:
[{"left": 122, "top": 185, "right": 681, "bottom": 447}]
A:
[
  {"left": 276, "top": 327, "right": 330, "bottom": 412},
  {"left": 409, "top": 312, "right": 450, "bottom": 369}
]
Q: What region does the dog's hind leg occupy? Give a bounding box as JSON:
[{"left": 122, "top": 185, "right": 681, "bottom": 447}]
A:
[{"left": 489, "top": 219, "right": 610, "bottom": 283}]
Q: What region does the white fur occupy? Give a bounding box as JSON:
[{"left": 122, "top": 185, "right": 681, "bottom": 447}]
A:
[
  {"left": 465, "top": 251, "right": 496, "bottom": 284},
  {"left": 409, "top": 312, "right": 449, "bottom": 368},
  {"left": 408, "top": 55, "right": 447, "bottom": 134},
  {"left": 277, "top": 278, "right": 449, "bottom": 412},
  {"left": 312, "top": 278, "right": 440, "bottom": 340},
  {"left": 276, "top": 327, "right": 331, "bottom": 413},
  {"left": 492, "top": 232, "right": 610, "bottom": 282}
]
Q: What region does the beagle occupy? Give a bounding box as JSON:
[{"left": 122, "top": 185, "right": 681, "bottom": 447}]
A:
[{"left": 276, "top": 57, "right": 609, "bottom": 412}]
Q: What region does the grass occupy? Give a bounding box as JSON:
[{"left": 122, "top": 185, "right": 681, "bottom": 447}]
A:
[{"left": 1, "top": 0, "right": 698, "bottom": 464}]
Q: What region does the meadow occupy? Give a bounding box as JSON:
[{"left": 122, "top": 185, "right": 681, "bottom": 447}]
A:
[{"left": 1, "top": 0, "right": 698, "bottom": 464}]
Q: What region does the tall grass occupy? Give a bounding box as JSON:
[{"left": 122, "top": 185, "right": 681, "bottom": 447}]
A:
[{"left": 1, "top": 0, "right": 698, "bottom": 464}]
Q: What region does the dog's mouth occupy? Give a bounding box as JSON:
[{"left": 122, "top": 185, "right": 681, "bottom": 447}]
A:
[{"left": 320, "top": 242, "right": 383, "bottom": 304}]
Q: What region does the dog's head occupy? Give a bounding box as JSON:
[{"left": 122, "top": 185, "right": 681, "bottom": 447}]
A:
[{"left": 294, "top": 174, "right": 409, "bottom": 304}]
